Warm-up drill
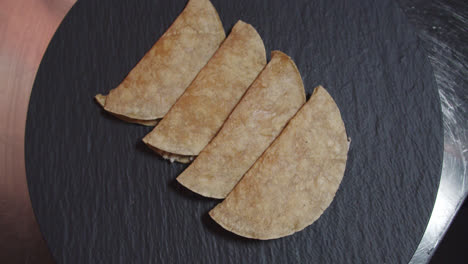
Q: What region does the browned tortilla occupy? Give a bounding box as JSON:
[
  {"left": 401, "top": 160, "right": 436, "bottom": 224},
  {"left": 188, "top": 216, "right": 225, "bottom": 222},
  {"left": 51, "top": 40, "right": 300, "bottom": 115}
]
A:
[
  {"left": 177, "top": 51, "right": 306, "bottom": 198},
  {"left": 95, "top": 0, "right": 225, "bottom": 125},
  {"left": 95, "top": 94, "right": 159, "bottom": 126},
  {"left": 209, "top": 86, "right": 350, "bottom": 239},
  {"left": 142, "top": 21, "right": 267, "bottom": 162}
]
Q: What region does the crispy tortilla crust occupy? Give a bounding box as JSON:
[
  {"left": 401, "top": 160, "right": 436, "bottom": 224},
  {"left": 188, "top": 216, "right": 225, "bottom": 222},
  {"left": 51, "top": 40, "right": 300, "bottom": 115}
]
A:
[
  {"left": 146, "top": 145, "right": 194, "bottom": 164},
  {"left": 209, "top": 86, "right": 350, "bottom": 240},
  {"left": 96, "top": 0, "right": 225, "bottom": 124},
  {"left": 95, "top": 95, "right": 158, "bottom": 126},
  {"left": 176, "top": 51, "right": 306, "bottom": 198},
  {"left": 143, "top": 20, "right": 267, "bottom": 161}
]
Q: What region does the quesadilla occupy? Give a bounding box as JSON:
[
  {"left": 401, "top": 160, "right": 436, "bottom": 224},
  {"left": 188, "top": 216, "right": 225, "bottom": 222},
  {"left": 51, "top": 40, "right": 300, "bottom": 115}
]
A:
[
  {"left": 177, "top": 51, "right": 306, "bottom": 198},
  {"left": 143, "top": 20, "right": 266, "bottom": 162},
  {"left": 210, "top": 86, "right": 350, "bottom": 239},
  {"left": 96, "top": 0, "right": 225, "bottom": 125}
]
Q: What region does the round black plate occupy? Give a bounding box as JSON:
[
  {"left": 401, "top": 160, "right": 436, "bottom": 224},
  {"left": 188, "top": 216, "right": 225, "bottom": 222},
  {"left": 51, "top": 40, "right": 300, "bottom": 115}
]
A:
[{"left": 26, "top": 0, "right": 443, "bottom": 263}]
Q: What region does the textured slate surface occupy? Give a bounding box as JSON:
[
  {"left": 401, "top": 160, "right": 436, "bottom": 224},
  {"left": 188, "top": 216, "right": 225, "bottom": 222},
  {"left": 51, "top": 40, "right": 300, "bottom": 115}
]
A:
[{"left": 25, "top": 0, "right": 443, "bottom": 263}]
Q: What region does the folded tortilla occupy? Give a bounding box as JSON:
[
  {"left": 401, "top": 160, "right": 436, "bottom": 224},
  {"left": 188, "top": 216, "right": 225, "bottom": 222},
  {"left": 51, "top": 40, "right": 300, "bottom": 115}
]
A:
[
  {"left": 95, "top": 0, "right": 225, "bottom": 126},
  {"left": 143, "top": 21, "right": 267, "bottom": 162},
  {"left": 210, "top": 86, "right": 350, "bottom": 240},
  {"left": 177, "top": 51, "right": 306, "bottom": 198}
]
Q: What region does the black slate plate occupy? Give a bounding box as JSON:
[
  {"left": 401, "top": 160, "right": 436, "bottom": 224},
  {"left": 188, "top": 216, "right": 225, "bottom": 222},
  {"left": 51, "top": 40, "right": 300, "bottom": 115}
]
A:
[{"left": 25, "top": 0, "right": 443, "bottom": 263}]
